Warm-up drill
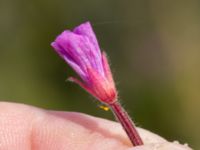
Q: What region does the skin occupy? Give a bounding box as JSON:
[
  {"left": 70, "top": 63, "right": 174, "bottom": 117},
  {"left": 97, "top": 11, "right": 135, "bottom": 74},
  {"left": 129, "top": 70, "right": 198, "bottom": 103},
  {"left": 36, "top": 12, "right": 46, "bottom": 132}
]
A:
[{"left": 0, "top": 102, "right": 192, "bottom": 150}]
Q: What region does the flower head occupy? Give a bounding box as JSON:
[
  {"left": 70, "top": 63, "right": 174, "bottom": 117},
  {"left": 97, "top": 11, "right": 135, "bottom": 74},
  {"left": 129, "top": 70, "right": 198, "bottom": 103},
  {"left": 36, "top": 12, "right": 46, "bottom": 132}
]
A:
[{"left": 51, "top": 22, "right": 117, "bottom": 104}]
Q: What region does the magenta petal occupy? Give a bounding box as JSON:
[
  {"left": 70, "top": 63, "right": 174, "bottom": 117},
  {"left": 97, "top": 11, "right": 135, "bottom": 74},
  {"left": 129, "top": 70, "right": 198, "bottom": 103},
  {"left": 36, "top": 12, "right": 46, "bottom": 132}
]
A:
[
  {"left": 73, "top": 22, "right": 101, "bottom": 57},
  {"left": 53, "top": 31, "right": 87, "bottom": 66},
  {"left": 73, "top": 22, "right": 104, "bottom": 76},
  {"left": 51, "top": 41, "right": 86, "bottom": 80},
  {"left": 52, "top": 28, "right": 104, "bottom": 77}
]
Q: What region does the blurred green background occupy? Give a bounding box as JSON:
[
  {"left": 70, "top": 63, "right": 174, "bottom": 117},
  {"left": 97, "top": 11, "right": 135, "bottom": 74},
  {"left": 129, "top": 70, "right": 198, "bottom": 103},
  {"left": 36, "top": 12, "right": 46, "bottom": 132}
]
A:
[{"left": 0, "top": 0, "right": 199, "bottom": 149}]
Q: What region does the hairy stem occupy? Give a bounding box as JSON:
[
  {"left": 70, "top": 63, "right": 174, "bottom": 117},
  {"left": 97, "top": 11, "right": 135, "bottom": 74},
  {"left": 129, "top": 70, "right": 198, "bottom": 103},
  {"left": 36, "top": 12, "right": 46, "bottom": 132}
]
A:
[{"left": 109, "top": 101, "right": 143, "bottom": 146}]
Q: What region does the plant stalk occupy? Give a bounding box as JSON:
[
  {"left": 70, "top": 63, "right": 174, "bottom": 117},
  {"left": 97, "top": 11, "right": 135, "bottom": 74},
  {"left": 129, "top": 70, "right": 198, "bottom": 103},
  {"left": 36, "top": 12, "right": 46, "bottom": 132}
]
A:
[{"left": 109, "top": 101, "right": 143, "bottom": 146}]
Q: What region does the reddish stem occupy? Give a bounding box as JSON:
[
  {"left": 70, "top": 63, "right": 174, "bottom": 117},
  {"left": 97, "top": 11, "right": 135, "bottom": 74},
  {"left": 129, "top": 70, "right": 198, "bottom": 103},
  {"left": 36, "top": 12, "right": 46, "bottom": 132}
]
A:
[{"left": 109, "top": 101, "right": 143, "bottom": 146}]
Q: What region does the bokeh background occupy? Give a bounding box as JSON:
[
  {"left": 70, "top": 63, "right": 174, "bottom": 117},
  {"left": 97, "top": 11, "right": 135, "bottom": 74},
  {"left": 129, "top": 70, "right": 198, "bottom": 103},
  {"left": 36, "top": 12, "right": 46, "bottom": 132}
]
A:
[{"left": 0, "top": 0, "right": 199, "bottom": 149}]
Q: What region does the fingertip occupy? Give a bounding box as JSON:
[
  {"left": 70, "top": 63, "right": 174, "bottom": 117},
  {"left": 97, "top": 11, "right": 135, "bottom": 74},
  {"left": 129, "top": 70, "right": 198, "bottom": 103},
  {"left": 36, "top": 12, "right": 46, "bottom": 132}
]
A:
[
  {"left": 0, "top": 102, "right": 192, "bottom": 150},
  {"left": 0, "top": 102, "right": 131, "bottom": 150}
]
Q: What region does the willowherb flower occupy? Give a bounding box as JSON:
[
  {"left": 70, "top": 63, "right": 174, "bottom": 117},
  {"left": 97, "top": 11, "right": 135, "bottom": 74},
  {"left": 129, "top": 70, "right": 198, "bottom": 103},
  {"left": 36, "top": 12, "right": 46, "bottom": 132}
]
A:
[
  {"left": 51, "top": 22, "right": 117, "bottom": 104},
  {"left": 51, "top": 22, "right": 143, "bottom": 146}
]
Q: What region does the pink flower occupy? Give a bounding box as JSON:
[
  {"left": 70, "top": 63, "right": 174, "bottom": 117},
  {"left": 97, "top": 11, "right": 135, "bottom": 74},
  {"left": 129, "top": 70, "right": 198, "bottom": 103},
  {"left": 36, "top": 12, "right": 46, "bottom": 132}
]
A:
[
  {"left": 51, "top": 22, "right": 143, "bottom": 146},
  {"left": 51, "top": 22, "right": 117, "bottom": 104}
]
